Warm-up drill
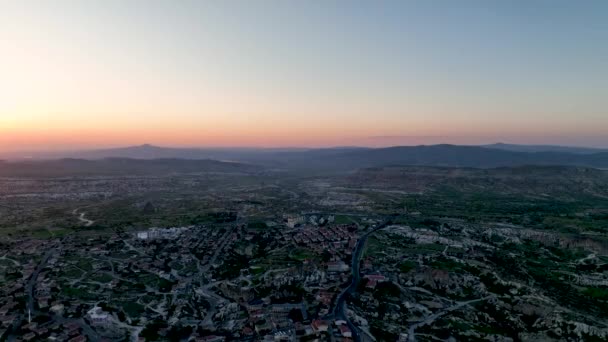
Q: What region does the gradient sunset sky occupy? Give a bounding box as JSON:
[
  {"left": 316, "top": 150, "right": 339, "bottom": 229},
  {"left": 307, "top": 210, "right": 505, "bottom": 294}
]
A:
[{"left": 1, "top": 0, "right": 607, "bottom": 151}]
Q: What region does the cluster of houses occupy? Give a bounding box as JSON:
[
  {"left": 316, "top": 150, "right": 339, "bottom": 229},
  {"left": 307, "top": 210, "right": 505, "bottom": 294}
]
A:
[
  {"left": 240, "top": 299, "right": 354, "bottom": 341},
  {"left": 1, "top": 215, "right": 384, "bottom": 341},
  {"left": 288, "top": 225, "right": 357, "bottom": 254}
]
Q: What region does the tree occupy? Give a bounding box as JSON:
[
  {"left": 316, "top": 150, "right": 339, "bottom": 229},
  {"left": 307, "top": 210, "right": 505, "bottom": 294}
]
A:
[
  {"left": 288, "top": 308, "right": 304, "bottom": 322},
  {"left": 321, "top": 250, "right": 332, "bottom": 262}
]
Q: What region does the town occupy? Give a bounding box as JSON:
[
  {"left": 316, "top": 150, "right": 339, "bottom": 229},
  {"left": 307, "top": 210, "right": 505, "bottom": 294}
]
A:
[{"left": 1, "top": 165, "right": 608, "bottom": 341}]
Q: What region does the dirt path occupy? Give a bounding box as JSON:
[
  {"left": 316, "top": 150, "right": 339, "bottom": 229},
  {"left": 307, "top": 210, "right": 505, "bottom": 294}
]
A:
[{"left": 73, "top": 208, "right": 94, "bottom": 226}]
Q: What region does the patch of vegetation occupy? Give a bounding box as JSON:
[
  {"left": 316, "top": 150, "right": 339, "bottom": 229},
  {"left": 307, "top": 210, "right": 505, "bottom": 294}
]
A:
[
  {"left": 370, "top": 322, "right": 399, "bottom": 342},
  {"left": 479, "top": 273, "right": 512, "bottom": 295},
  {"left": 30, "top": 229, "right": 53, "bottom": 239},
  {"left": 250, "top": 265, "right": 265, "bottom": 275},
  {"left": 334, "top": 215, "right": 352, "bottom": 224},
  {"left": 90, "top": 272, "right": 113, "bottom": 283},
  {"left": 583, "top": 287, "right": 608, "bottom": 300},
  {"left": 76, "top": 258, "right": 94, "bottom": 271},
  {"left": 373, "top": 281, "right": 401, "bottom": 300},
  {"left": 248, "top": 221, "right": 268, "bottom": 229},
  {"left": 137, "top": 273, "right": 176, "bottom": 292},
  {"left": 61, "top": 286, "right": 97, "bottom": 300},
  {"left": 431, "top": 258, "right": 467, "bottom": 273},
  {"left": 290, "top": 248, "right": 316, "bottom": 261},
  {"left": 412, "top": 243, "right": 445, "bottom": 252},
  {"left": 120, "top": 301, "right": 145, "bottom": 318},
  {"left": 191, "top": 211, "right": 237, "bottom": 224},
  {"left": 59, "top": 266, "right": 84, "bottom": 278},
  {"left": 398, "top": 260, "right": 416, "bottom": 273}
]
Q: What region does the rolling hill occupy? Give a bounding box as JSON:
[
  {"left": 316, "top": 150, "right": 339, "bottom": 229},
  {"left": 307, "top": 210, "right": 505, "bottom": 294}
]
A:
[
  {"left": 5, "top": 144, "right": 608, "bottom": 173},
  {"left": 0, "top": 158, "right": 261, "bottom": 177},
  {"left": 274, "top": 144, "right": 608, "bottom": 171}
]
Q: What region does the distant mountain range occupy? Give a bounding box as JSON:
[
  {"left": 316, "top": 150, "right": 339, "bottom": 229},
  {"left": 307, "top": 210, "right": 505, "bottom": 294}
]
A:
[
  {"left": 2, "top": 143, "right": 608, "bottom": 173},
  {"left": 483, "top": 143, "right": 608, "bottom": 154},
  {"left": 65, "top": 144, "right": 317, "bottom": 161},
  {"left": 281, "top": 144, "right": 608, "bottom": 171}
]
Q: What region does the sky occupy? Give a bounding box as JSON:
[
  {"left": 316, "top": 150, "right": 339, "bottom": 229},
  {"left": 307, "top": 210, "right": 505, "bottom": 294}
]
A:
[{"left": 1, "top": 0, "right": 607, "bottom": 151}]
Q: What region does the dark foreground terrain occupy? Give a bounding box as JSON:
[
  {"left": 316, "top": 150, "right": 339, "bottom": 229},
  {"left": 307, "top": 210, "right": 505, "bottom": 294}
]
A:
[{"left": 1, "top": 160, "right": 607, "bottom": 341}]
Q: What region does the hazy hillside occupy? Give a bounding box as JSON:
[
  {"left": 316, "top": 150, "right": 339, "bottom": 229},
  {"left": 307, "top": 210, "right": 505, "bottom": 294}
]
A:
[
  {"left": 484, "top": 143, "right": 608, "bottom": 154},
  {"left": 6, "top": 144, "right": 608, "bottom": 172},
  {"left": 66, "top": 144, "right": 290, "bottom": 161},
  {"left": 283, "top": 145, "right": 608, "bottom": 171},
  {"left": 0, "top": 158, "right": 260, "bottom": 177},
  {"left": 341, "top": 165, "right": 608, "bottom": 198}
]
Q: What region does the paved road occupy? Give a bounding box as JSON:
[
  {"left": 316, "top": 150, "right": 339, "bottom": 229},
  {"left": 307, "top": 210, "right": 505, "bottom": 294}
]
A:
[
  {"left": 8, "top": 235, "right": 111, "bottom": 342},
  {"left": 406, "top": 296, "right": 494, "bottom": 342},
  {"left": 8, "top": 248, "right": 55, "bottom": 341},
  {"left": 197, "top": 214, "right": 243, "bottom": 328},
  {"left": 26, "top": 249, "right": 55, "bottom": 320},
  {"left": 200, "top": 226, "right": 234, "bottom": 276},
  {"left": 331, "top": 217, "right": 395, "bottom": 342},
  {"left": 20, "top": 247, "right": 103, "bottom": 341}
]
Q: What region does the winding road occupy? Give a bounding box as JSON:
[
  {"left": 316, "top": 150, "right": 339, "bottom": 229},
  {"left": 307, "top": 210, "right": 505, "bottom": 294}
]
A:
[
  {"left": 329, "top": 216, "right": 493, "bottom": 342},
  {"left": 20, "top": 246, "right": 103, "bottom": 341},
  {"left": 25, "top": 249, "right": 54, "bottom": 316},
  {"left": 406, "top": 296, "right": 494, "bottom": 342},
  {"left": 331, "top": 217, "right": 395, "bottom": 342}
]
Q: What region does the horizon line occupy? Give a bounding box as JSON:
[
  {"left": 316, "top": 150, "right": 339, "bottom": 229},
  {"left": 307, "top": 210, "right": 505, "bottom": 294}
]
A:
[{"left": 2, "top": 141, "right": 608, "bottom": 158}]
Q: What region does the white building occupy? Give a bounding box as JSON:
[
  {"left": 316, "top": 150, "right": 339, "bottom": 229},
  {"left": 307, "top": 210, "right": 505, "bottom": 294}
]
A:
[{"left": 87, "top": 306, "right": 110, "bottom": 326}]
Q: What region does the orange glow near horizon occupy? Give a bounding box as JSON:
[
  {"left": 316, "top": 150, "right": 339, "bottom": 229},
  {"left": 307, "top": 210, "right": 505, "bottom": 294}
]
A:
[
  {"left": 2, "top": 111, "right": 608, "bottom": 152},
  {"left": 2, "top": 2, "right": 607, "bottom": 152}
]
